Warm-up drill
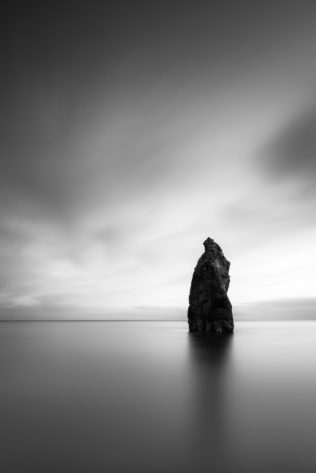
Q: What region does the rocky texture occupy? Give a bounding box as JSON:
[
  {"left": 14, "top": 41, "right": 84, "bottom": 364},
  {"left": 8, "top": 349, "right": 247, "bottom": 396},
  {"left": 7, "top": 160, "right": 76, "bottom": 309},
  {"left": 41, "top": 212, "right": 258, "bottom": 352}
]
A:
[{"left": 188, "top": 237, "right": 234, "bottom": 334}]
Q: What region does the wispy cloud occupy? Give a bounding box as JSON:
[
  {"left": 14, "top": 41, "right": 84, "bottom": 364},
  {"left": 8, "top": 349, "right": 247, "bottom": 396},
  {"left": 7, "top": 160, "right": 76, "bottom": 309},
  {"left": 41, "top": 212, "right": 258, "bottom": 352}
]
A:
[{"left": 1, "top": 1, "right": 316, "bottom": 317}]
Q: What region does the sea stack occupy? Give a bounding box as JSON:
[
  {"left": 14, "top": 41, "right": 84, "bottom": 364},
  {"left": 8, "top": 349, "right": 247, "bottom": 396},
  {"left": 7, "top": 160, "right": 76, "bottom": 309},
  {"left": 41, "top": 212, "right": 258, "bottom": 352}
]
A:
[{"left": 188, "top": 237, "right": 234, "bottom": 334}]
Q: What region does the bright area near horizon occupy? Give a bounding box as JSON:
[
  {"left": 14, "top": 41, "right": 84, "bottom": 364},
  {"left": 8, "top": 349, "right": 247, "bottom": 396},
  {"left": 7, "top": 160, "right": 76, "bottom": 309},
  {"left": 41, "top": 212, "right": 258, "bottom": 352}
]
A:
[{"left": 2, "top": 2, "right": 316, "bottom": 319}]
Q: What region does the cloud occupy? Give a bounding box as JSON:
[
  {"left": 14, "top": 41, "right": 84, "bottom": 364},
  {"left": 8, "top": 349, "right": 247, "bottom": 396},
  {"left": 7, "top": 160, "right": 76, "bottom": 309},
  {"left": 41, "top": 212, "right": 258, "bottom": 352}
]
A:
[
  {"left": 236, "top": 298, "right": 316, "bottom": 321},
  {"left": 262, "top": 105, "right": 316, "bottom": 193},
  {"left": 2, "top": 1, "right": 316, "bottom": 316}
]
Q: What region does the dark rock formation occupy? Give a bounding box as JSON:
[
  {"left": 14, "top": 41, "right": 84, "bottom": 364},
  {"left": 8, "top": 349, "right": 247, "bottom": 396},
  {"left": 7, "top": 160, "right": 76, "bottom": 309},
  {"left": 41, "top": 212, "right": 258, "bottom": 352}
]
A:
[{"left": 188, "top": 237, "right": 234, "bottom": 334}]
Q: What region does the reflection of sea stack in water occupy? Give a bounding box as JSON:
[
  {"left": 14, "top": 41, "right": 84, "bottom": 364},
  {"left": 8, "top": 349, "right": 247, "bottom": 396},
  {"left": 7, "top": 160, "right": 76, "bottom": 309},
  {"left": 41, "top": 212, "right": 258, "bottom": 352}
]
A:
[{"left": 188, "top": 237, "right": 234, "bottom": 334}]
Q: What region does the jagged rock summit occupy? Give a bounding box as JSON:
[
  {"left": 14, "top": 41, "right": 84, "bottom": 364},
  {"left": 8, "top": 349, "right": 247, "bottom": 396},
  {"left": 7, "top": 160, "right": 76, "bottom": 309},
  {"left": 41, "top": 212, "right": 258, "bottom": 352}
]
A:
[{"left": 188, "top": 237, "right": 234, "bottom": 334}]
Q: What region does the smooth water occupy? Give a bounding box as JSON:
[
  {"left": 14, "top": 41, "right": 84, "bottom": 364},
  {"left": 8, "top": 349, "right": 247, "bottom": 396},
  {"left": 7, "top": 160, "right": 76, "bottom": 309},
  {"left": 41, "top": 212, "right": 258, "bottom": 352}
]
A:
[{"left": 1, "top": 321, "right": 316, "bottom": 473}]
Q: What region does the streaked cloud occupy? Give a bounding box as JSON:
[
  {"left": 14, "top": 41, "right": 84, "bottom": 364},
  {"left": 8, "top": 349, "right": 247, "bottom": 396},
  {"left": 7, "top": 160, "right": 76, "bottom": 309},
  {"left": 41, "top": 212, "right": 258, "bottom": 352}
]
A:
[
  {"left": 1, "top": 1, "right": 316, "bottom": 318},
  {"left": 263, "top": 105, "right": 316, "bottom": 194}
]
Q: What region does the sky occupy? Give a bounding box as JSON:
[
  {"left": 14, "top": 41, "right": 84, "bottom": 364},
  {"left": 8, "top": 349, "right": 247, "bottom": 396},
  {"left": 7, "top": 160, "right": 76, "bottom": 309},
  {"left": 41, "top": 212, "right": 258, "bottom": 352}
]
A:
[{"left": 1, "top": 1, "right": 316, "bottom": 319}]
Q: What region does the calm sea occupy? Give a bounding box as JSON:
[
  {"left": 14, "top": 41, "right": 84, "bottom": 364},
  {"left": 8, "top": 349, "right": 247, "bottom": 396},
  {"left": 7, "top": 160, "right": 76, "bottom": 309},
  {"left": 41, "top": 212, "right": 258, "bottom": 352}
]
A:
[{"left": 1, "top": 321, "right": 316, "bottom": 473}]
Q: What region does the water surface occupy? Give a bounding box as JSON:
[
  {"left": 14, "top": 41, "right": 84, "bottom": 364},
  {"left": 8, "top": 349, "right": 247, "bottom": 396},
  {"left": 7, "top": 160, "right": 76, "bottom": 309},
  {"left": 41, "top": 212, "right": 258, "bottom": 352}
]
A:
[{"left": 1, "top": 321, "right": 316, "bottom": 472}]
